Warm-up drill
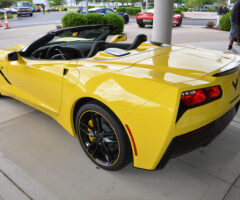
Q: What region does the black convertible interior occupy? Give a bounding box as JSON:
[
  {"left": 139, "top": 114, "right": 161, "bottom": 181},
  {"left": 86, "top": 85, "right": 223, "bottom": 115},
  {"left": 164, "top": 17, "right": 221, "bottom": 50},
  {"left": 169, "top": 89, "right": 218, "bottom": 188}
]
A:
[{"left": 20, "top": 25, "right": 147, "bottom": 60}]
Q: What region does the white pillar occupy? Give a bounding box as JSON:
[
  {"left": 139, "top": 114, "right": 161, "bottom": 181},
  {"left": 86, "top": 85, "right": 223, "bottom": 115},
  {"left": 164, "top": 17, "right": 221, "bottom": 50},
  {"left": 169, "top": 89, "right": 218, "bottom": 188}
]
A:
[
  {"left": 146, "top": 0, "right": 148, "bottom": 11},
  {"left": 86, "top": 0, "right": 88, "bottom": 14},
  {"left": 152, "top": 0, "right": 174, "bottom": 44}
]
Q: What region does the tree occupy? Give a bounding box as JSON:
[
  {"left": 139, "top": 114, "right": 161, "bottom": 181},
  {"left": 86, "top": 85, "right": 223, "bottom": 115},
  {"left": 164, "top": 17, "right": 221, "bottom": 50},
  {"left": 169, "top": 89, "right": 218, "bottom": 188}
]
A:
[
  {"left": 0, "top": 0, "right": 13, "bottom": 8},
  {"left": 187, "top": 0, "right": 204, "bottom": 8},
  {"left": 51, "top": 0, "right": 66, "bottom": 6}
]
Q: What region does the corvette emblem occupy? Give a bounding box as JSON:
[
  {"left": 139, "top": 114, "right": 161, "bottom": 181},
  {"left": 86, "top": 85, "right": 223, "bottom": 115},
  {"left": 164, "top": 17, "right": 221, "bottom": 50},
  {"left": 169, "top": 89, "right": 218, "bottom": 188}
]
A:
[{"left": 232, "top": 78, "right": 239, "bottom": 90}]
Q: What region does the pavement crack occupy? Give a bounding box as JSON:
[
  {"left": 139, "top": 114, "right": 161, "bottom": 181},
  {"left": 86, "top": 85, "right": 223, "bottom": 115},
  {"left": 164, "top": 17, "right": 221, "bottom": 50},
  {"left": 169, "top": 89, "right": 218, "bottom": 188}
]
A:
[
  {"left": 0, "top": 169, "right": 33, "bottom": 200},
  {"left": 176, "top": 158, "right": 230, "bottom": 184},
  {"left": 222, "top": 174, "right": 240, "bottom": 200},
  {"left": 0, "top": 110, "right": 37, "bottom": 127}
]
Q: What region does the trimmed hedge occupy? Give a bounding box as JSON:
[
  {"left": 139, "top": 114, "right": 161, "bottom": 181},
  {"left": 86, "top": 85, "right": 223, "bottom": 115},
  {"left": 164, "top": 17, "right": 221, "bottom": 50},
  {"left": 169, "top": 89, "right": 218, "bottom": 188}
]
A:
[
  {"left": 61, "top": 12, "right": 124, "bottom": 34},
  {"left": 220, "top": 13, "right": 231, "bottom": 31},
  {"left": 86, "top": 13, "right": 104, "bottom": 25},
  {"left": 104, "top": 13, "right": 124, "bottom": 34},
  {"left": 116, "top": 7, "right": 141, "bottom": 15},
  {"left": 62, "top": 12, "right": 88, "bottom": 28}
]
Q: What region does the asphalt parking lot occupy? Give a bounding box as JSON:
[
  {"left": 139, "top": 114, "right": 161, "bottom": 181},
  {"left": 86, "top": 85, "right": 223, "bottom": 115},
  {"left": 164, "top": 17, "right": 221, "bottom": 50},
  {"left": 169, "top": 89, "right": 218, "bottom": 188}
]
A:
[{"left": 0, "top": 23, "right": 240, "bottom": 200}]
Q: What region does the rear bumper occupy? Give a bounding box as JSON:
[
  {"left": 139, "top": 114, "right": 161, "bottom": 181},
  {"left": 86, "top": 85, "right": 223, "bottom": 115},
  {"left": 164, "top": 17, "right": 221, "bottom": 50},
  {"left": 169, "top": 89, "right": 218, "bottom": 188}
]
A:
[
  {"left": 156, "top": 100, "right": 240, "bottom": 169},
  {"left": 136, "top": 19, "right": 153, "bottom": 25}
]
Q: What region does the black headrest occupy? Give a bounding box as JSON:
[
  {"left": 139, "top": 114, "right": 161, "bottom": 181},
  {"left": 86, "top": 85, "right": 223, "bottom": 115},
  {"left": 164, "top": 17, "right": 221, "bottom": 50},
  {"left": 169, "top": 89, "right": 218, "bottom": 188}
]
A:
[{"left": 127, "top": 34, "right": 147, "bottom": 50}]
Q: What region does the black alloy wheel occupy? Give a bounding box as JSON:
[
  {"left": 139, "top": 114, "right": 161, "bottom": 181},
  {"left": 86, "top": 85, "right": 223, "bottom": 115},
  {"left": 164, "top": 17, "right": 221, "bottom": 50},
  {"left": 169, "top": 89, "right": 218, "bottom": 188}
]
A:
[{"left": 75, "top": 101, "right": 132, "bottom": 171}]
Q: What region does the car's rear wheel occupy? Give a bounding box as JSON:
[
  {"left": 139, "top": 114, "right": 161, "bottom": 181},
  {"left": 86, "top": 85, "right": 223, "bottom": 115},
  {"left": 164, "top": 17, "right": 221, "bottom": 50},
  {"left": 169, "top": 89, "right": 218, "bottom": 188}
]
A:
[
  {"left": 75, "top": 101, "right": 132, "bottom": 171},
  {"left": 176, "top": 17, "right": 182, "bottom": 27},
  {"left": 138, "top": 23, "right": 145, "bottom": 28},
  {"left": 30, "top": 13, "right": 33, "bottom": 16}
]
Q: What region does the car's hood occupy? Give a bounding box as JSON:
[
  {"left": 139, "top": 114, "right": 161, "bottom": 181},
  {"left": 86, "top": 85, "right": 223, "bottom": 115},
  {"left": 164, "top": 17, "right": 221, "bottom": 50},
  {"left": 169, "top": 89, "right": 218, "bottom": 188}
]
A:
[{"left": 120, "top": 45, "right": 237, "bottom": 84}]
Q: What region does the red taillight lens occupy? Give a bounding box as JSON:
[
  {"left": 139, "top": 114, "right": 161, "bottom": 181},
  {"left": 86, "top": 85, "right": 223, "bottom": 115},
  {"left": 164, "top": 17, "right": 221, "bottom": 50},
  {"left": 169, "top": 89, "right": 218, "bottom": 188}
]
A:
[
  {"left": 181, "top": 86, "right": 222, "bottom": 107},
  {"left": 205, "top": 86, "right": 221, "bottom": 99},
  {"left": 181, "top": 89, "right": 206, "bottom": 106}
]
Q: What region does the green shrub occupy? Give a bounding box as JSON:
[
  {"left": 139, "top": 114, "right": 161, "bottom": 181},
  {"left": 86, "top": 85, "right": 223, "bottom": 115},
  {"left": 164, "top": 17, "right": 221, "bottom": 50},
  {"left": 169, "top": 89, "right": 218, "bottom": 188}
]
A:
[
  {"left": 116, "top": 7, "right": 126, "bottom": 13},
  {"left": 148, "top": 6, "right": 154, "bottom": 9},
  {"left": 88, "top": 6, "right": 95, "bottom": 9},
  {"left": 0, "top": 14, "right": 13, "bottom": 20},
  {"left": 62, "top": 12, "right": 88, "bottom": 28},
  {"left": 174, "top": 8, "right": 182, "bottom": 14},
  {"left": 182, "top": 7, "right": 188, "bottom": 12},
  {"left": 117, "top": 7, "right": 141, "bottom": 15},
  {"left": 104, "top": 13, "right": 124, "bottom": 34},
  {"left": 63, "top": 7, "right": 68, "bottom": 11},
  {"left": 86, "top": 13, "right": 104, "bottom": 24},
  {"left": 220, "top": 13, "right": 231, "bottom": 31}
]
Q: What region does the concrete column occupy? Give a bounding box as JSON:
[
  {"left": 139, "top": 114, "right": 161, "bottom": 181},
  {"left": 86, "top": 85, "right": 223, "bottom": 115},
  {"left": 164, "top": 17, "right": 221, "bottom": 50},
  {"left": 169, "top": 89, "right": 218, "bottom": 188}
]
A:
[
  {"left": 152, "top": 0, "right": 174, "bottom": 44},
  {"left": 86, "top": 0, "right": 88, "bottom": 14}
]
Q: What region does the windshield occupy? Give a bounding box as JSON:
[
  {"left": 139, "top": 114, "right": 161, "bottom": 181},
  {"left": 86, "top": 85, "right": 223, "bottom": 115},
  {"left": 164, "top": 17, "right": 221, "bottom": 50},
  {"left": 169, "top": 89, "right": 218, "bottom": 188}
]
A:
[
  {"left": 48, "top": 27, "right": 109, "bottom": 45},
  {"left": 17, "top": 2, "right": 31, "bottom": 7}
]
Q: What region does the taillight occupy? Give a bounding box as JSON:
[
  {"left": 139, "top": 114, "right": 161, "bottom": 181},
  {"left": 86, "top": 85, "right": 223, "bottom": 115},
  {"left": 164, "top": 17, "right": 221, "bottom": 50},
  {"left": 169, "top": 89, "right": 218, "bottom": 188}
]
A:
[
  {"left": 181, "top": 86, "right": 222, "bottom": 107},
  {"left": 205, "top": 86, "right": 221, "bottom": 99},
  {"left": 181, "top": 89, "right": 206, "bottom": 106}
]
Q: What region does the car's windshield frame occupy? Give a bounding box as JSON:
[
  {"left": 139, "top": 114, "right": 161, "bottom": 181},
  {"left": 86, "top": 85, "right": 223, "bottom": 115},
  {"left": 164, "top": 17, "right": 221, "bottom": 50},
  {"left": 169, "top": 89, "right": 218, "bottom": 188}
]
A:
[{"left": 20, "top": 25, "right": 116, "bottom": 58}]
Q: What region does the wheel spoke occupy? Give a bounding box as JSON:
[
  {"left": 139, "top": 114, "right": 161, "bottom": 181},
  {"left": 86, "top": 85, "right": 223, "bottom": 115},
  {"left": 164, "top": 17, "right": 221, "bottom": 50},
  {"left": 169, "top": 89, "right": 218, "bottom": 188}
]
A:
[
  {"left": 80, "top": 127, "right": 94, "bottom": 137},
  {"left": 91, "top": 112, "right": 98, "bottom": 131},
  {"left": 87, "top": 141, "right": 98, "bottom": 156},
  {"left": 103, "top": 136, "right": 117, "bottom": 143},
  {"left": 102, "top": 132, "right": 115, "bottom": 136},
  {"left": 81, "top": 122, "right": 93, "bottom": 132},
  {"left": 96, "top": 115, "right": 103, "bottom": 133}
]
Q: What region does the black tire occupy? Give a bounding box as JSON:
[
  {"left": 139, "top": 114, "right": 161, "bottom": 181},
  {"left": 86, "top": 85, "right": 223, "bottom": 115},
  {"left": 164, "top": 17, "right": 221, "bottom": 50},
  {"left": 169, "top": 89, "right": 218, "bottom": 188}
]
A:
[
  {"left": 124, "top": 16, "right": 129, "bottom": 24},
  {"left": 75, "top": 101, "right": 132, "bottom": 171},
  {"left": 176, "top": 17, "right": 182, "bottom": 27},
  {"left": 138, "top": 23, "right": 145, "bottom": 28},
  {"left": 30, "top": 13, "right": 33, "bottom": 16},
  {"left": 17, "top": 14, "right": 20, "bottom": 17}
]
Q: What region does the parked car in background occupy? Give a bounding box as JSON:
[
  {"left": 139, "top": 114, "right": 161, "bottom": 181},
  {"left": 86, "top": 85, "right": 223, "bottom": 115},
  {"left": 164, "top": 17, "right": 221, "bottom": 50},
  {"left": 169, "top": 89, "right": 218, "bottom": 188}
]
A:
[
  {"left": 80, "top": 8, "right": 129, "bottom": 24},
  {"left": 136, "top": 9, "right": 182, "bottom": 28},
  {"left": 0, "top": 8, "right": 17, "bottom": 14},
  {"left": 14, "top": 1, "right": 33, "bottom": 17}
]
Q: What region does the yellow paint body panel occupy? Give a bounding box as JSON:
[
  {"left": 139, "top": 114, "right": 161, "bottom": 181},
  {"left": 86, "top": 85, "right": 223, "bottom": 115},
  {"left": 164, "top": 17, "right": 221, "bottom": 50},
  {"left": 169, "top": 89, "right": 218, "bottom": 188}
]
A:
[{"left": 0, "top": 43, "right": 240, "bottom": 170}]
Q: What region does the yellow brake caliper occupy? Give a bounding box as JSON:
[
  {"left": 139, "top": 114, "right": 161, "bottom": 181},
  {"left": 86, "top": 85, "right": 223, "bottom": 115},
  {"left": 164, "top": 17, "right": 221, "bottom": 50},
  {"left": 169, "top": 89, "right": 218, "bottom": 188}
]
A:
[{"left": 88, "top": 120, "right": 94, "bottom": 142}]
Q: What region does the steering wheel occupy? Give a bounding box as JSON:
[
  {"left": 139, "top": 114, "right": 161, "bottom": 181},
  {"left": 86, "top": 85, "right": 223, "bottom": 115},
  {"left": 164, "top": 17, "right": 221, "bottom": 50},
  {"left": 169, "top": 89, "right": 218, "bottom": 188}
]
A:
[{"left": 46, "top": 46, "right": 69, "bottom": 60}]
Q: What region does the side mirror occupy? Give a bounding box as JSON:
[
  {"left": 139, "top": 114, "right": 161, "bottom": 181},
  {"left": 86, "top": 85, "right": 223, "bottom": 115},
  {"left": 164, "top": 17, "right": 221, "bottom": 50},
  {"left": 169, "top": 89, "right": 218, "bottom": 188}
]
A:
[
  {"left": 8, "top": 52, "right": 19, "bottom": 61},
  {"left": 110, "top": 33, "right": 127, "bottom": 43}
]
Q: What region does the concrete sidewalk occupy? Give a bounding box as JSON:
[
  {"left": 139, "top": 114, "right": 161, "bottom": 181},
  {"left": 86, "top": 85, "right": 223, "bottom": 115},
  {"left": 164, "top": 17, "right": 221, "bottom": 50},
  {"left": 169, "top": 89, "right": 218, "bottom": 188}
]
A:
[
  {"left": 183, "top": 11, "right": 218, "bottom": 20},
  {"left": 0, "top": 24, "right": 240, "bottom": 200}
]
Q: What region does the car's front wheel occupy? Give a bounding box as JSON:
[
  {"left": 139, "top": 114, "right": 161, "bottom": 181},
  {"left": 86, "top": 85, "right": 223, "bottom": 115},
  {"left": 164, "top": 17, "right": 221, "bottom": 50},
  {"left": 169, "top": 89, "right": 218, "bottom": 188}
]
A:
[
  {"left": 75, "top": 101, "right": 132, "bottom": 171},
  {"left": 176, "top": 17, "right": 182, "bottom": 27}
]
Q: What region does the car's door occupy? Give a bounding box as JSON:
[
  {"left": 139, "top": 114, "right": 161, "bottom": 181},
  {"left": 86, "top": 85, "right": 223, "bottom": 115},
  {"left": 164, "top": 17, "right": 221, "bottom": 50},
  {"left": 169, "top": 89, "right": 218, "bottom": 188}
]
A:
[
  {"left": 0, "top": 61, "right": 12, "bottom": 94},
  {"left": 6, "top": 57, "right": 67, "bottom": 115}
]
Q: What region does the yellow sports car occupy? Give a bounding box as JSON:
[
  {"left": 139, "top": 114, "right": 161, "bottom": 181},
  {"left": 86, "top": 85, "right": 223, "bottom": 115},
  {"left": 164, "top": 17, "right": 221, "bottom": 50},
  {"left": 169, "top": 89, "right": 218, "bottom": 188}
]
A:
[{"left": 0, "top": 25, "right": 239, "bottom": 171}]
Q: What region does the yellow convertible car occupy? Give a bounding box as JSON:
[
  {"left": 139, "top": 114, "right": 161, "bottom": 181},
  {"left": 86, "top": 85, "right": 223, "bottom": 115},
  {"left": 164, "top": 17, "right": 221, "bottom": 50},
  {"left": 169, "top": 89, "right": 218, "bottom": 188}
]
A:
[{"left": 0, "top": 25, "right": 239, "bottom": 171}]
